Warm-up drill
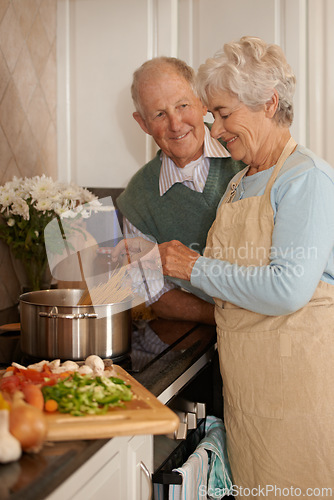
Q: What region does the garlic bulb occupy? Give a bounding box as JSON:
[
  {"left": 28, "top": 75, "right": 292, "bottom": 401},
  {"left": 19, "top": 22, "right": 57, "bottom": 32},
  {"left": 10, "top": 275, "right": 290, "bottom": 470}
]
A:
[{"left": 0, "top": 410, "right": 22, "bottom": 463}]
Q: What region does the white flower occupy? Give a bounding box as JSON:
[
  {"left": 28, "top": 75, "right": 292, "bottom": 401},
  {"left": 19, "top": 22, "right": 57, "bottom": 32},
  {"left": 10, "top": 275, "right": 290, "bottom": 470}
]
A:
[
  {"left": 17, "top": 177, "right": 32, "bottom": 199},
  {"left": 30, "top": 175, "right": 58, "bottom": 201},
  {"left": 60, "top": 208, "right": 80, "bottom": 219},
  {"left": 11, "top": 198, "right": 30, "bottom": 220},
  {"left": 0, "top": 187, "right": 16, "bottom": 211},
  {"left": 76, "top": 208, "right": 91, "bottom": 219},
  {"left": 86, "top": 199, "right": 103, "bottom": 210},
  {"left": 6, "top": 176, "right": 23, "bottom": 191},
  {"left": 35, "top": 198, "right": 54, "bottom": 213},
  {"left": 80, "top": 187, "right": 97, "bottom": 203},
  {"left": 7, "top": 218, "right": 15, "bottom": 227},
  {"left": 52, "top": 202, "right": 72, "bottom": 216},
  {"left": 60, "top": 185, "right": 82, "bottom": 202}
]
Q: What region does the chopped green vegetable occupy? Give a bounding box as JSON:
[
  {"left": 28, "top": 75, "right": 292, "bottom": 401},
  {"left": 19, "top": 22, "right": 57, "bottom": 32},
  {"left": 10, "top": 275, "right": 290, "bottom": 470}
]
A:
[{"left": 42, "top": 372, "right": 132, "bottom": 416}]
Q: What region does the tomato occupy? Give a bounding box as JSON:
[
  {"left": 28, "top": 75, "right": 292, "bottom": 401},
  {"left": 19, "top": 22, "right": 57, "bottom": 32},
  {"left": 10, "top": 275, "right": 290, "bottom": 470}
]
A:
[
  {"left": 0, "top": 374, "right": 21, "bottom": 395},
  {"left": 0, "top": 365, "right": 75, "bottom": 411},
  {"left": 18, "top": 368, "right": 46, "bottom": 384}
]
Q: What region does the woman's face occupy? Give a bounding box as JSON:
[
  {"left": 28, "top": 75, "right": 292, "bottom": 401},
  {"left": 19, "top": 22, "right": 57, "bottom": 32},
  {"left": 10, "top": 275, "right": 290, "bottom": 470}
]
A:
[{"left": 207, "top": 90, "right": 271, "bottom": 167}]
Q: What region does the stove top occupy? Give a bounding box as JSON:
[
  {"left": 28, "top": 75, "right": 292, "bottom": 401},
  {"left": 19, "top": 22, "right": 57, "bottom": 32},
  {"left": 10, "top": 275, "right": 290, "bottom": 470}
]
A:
[
  {"left": 0, "top": 305, "right": 218, "bottom": 404},
  {"left": 0, "top": 321, "right": 194, "bottom": 374}
]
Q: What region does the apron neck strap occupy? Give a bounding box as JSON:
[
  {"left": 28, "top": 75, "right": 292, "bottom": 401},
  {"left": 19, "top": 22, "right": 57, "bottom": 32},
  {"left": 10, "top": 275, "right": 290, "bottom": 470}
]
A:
[
  {"left": 222, "top": 137, "right": 297, "bottom": 204},
  {"left": 264, "top": 137, "right": 297, "bottom": 195},
  {"left": 222, "top": 166, "right": 248, "bottom": 204}
]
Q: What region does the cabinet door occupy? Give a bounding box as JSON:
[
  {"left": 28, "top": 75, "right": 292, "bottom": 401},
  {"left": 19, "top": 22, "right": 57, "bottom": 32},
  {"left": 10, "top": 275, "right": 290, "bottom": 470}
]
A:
[
  {"left": 127, "top": 435, "right": 153, "bottom": 500},
  {"left": 70, "top": 435, "right": 153, "bottom": 500},
  {"left": 47, "top": 435, "right": 153, "bottom": 500},
  {"left": 46, "top": 438, "right": 127, "bottom": 500},
  {"left": 71, "top": 448, "right": 126, "bottom": 500}
]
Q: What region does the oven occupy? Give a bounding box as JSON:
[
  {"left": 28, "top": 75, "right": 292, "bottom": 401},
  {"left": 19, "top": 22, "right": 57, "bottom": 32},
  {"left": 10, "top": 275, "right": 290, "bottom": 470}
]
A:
[
  {"left": 152, "top": 349, "right": 223, "bottom": 499},
  {"left": 127, "top": 319, "right": 223, "bottom": 499},
  {"left": 0, "top": 308, "right": 223, "bottom": 499}
]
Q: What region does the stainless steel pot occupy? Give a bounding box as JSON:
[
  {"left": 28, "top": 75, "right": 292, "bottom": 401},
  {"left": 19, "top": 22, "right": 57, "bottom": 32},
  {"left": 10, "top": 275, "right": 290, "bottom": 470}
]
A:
[{"left": 19, "top": 289, "right": 132, "bottom": 360}]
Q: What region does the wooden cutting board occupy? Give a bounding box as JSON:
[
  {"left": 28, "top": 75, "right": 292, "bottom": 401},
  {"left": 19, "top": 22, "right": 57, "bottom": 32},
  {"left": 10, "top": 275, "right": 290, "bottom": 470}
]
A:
[
  {"left": 1, "top": 365, "right": 179, "bottom": 441},
  {"left": 46, "top": 365, "right": 179, "bottom": 441}
]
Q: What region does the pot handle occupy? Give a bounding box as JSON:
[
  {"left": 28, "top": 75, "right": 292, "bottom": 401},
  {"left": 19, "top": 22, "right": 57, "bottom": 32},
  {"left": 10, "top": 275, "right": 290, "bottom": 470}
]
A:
[{"left": 39, "top": 306, "right": 98, "bottom": 320}]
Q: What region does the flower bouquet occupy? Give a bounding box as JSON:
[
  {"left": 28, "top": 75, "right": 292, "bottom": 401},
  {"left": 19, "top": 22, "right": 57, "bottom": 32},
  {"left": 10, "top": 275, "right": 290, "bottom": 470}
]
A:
[{"left": 0, "top": 175, "right": 97, "bottom": 291}]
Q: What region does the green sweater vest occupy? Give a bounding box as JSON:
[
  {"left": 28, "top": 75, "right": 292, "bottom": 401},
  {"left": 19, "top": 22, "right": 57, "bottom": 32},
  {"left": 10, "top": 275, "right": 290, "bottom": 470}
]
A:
[{"left": 117, "top": 152, "right": 244, "bottom": 255}]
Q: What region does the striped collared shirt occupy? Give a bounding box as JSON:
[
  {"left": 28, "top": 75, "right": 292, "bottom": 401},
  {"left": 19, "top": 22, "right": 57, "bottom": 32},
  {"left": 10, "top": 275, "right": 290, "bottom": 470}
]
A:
[{"left": 159, "top": 125, "right": 230, "bottom": 195}]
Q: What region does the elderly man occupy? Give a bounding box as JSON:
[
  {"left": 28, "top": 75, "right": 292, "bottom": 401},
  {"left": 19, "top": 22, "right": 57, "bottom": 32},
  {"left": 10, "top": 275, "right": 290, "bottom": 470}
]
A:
[{"left": 116, "top": 57, "right": 244, "bottom": 324}]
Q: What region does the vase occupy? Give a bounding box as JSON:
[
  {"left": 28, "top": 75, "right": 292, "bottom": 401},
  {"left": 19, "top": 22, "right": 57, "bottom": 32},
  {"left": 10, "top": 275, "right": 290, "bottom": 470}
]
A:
[{"left": 10, "top": 253, "right": 53, "bottom": 294}]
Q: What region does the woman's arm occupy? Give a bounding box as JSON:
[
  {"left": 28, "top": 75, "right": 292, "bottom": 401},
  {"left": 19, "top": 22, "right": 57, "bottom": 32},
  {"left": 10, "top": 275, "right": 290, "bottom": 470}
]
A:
[{"left": 190, "top": 166, "right": 334, "bottom": 315}]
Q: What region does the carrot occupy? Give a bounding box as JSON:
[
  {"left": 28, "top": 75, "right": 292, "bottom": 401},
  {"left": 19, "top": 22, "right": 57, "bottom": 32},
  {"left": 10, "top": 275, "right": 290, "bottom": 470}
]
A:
[
  {"left": 59, "top": 371, "right": 73, "bottom": 379},
  {"left": 22, "top": 384, "right": 44, "bottom": 411},
  {"left": 44, "top": 399, "right": 58, "bottom": 413}
]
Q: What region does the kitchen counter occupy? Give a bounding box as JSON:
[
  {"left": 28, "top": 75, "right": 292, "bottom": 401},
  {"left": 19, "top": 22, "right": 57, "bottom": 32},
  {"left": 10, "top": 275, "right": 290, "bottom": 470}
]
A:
[{"left": 0, "top": 312, "right": 217, "bottom": 500}]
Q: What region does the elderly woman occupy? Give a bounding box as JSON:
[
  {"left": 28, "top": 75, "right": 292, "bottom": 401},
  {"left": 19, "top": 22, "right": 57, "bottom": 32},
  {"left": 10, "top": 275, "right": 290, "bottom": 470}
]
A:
[{"left": 159, "top": 37, "right": 334, "bottom": 491}]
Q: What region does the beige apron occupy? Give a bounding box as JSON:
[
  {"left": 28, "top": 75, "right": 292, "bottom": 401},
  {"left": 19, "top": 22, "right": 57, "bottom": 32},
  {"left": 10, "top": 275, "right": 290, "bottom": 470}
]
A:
[{"left": 205, "top": 138, "right": 334, "bottom": 496}]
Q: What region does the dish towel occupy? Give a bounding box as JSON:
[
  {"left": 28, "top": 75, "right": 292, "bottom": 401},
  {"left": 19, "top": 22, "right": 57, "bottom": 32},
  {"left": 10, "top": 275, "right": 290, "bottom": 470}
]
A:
[
  {"left": 168, "top": 447, "right": 208, "bottom": 500},
  {"left": 169, "top": 416, "right": 232, "bottom": 500},
  {"left": 198, "top": 416, "right": 233, "bottom": 498}
]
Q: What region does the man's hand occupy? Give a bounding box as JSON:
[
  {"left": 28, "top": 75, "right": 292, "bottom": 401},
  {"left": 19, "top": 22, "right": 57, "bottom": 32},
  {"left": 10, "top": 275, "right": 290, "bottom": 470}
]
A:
[
  {"left": 151, "top": 289, "right": 215, "bottom": 325},
  {"left": 158, "top": 240, "right": 200, "bottom": 281}
]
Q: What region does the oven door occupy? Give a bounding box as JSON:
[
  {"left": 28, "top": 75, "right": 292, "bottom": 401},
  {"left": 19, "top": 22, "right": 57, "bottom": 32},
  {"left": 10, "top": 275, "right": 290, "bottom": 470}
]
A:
[{"left": 152, "top": 349, "right": 223, "bottom": 499}]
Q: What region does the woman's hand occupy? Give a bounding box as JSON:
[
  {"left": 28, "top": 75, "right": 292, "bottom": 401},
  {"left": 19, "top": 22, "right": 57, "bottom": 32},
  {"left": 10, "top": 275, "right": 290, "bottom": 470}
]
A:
[{"left": 159, "top": 240, "right": 200, "bottom": 281}]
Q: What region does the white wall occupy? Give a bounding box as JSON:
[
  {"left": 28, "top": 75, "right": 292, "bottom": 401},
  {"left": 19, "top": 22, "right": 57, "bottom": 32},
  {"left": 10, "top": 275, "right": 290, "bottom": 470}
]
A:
[
  {"left": 57, "top": 0, "right": 150, "bottom": 188},
  {"left": 57, "top": 0, "right": 333, "bottom": 188}
]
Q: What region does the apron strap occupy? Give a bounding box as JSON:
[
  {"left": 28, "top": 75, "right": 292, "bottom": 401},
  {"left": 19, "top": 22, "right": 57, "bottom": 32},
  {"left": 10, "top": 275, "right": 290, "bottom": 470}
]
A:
[
  {"left": 221, "top": 166, "right": 249, "bottom": 204},
  {"left": 222, "top": 137, "right": 297, "bottom": 205},
  {"left": 264, "top": 137, "right": 297, "bottom": 197}
]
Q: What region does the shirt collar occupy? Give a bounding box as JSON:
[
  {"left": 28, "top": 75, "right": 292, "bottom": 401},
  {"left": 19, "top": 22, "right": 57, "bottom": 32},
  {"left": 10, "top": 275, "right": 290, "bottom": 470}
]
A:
[
  {"left": 159, "top": 125, "right": 231, "bottom": 195},
  {"left": 202, "top": 125, "right": 231, "bottom": 159}
]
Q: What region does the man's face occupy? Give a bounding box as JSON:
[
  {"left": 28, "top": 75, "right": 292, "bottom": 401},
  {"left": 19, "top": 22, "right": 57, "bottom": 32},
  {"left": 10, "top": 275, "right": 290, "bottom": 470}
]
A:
[{"left": 133, "top": 67, "right": 207, "bottom": 168}]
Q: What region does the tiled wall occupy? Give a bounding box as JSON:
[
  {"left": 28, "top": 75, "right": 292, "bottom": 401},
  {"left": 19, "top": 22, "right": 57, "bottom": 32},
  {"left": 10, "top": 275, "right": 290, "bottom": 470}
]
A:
[{"left": 0, "top": 0, "right": 57, "bottom": 309}]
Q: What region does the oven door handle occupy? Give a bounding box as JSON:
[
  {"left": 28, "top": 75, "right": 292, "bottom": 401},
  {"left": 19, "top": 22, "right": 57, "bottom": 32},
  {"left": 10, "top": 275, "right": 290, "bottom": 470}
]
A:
[{"left": 166, "top": 419, "right": 188, "bottom": 440}]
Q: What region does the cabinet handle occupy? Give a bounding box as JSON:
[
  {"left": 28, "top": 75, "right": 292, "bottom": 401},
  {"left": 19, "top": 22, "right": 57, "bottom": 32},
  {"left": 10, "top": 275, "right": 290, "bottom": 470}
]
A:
[{"left": 139, "top": 461, "right": 152, "bottom": 500}]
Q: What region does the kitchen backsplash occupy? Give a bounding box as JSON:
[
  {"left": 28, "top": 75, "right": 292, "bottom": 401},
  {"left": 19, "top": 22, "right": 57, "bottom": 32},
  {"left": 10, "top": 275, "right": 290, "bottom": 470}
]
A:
[{"left": 0, "top": 0, "right": 57, "bottom": 310}]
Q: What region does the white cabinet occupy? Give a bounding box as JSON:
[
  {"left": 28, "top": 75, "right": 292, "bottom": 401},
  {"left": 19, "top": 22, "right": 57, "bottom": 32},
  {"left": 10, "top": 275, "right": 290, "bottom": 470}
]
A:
[
  {"left": 47, "top": 435, "right": 153, "bottom": 500},
  {"left": 127, "top": 433, "right": 153, "bottom": 500}
]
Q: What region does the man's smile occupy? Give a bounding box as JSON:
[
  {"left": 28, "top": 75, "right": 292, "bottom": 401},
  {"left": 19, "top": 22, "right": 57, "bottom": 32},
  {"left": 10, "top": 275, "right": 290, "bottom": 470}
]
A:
[{"left": 171, "top": 131, "right": 191, "bottom": 141}]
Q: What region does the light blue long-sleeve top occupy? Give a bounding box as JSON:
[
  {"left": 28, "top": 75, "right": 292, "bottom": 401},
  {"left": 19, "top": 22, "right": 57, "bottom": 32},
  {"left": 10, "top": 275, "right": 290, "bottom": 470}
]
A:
[{"left": 191, "top": 145, "right": 334, "bottom": 316}]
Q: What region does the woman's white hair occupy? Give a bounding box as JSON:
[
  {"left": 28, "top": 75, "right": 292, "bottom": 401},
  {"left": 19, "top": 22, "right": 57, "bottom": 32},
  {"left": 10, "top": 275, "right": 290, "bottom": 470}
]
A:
[{"left": 197, "top": 36, "right": 296, "bottom": 127}]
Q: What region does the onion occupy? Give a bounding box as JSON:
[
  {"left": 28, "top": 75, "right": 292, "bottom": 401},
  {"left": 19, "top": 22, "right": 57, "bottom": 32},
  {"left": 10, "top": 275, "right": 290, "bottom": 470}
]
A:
[{"left": 9, "top": 392, "right": 47, "bottom": 453}]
